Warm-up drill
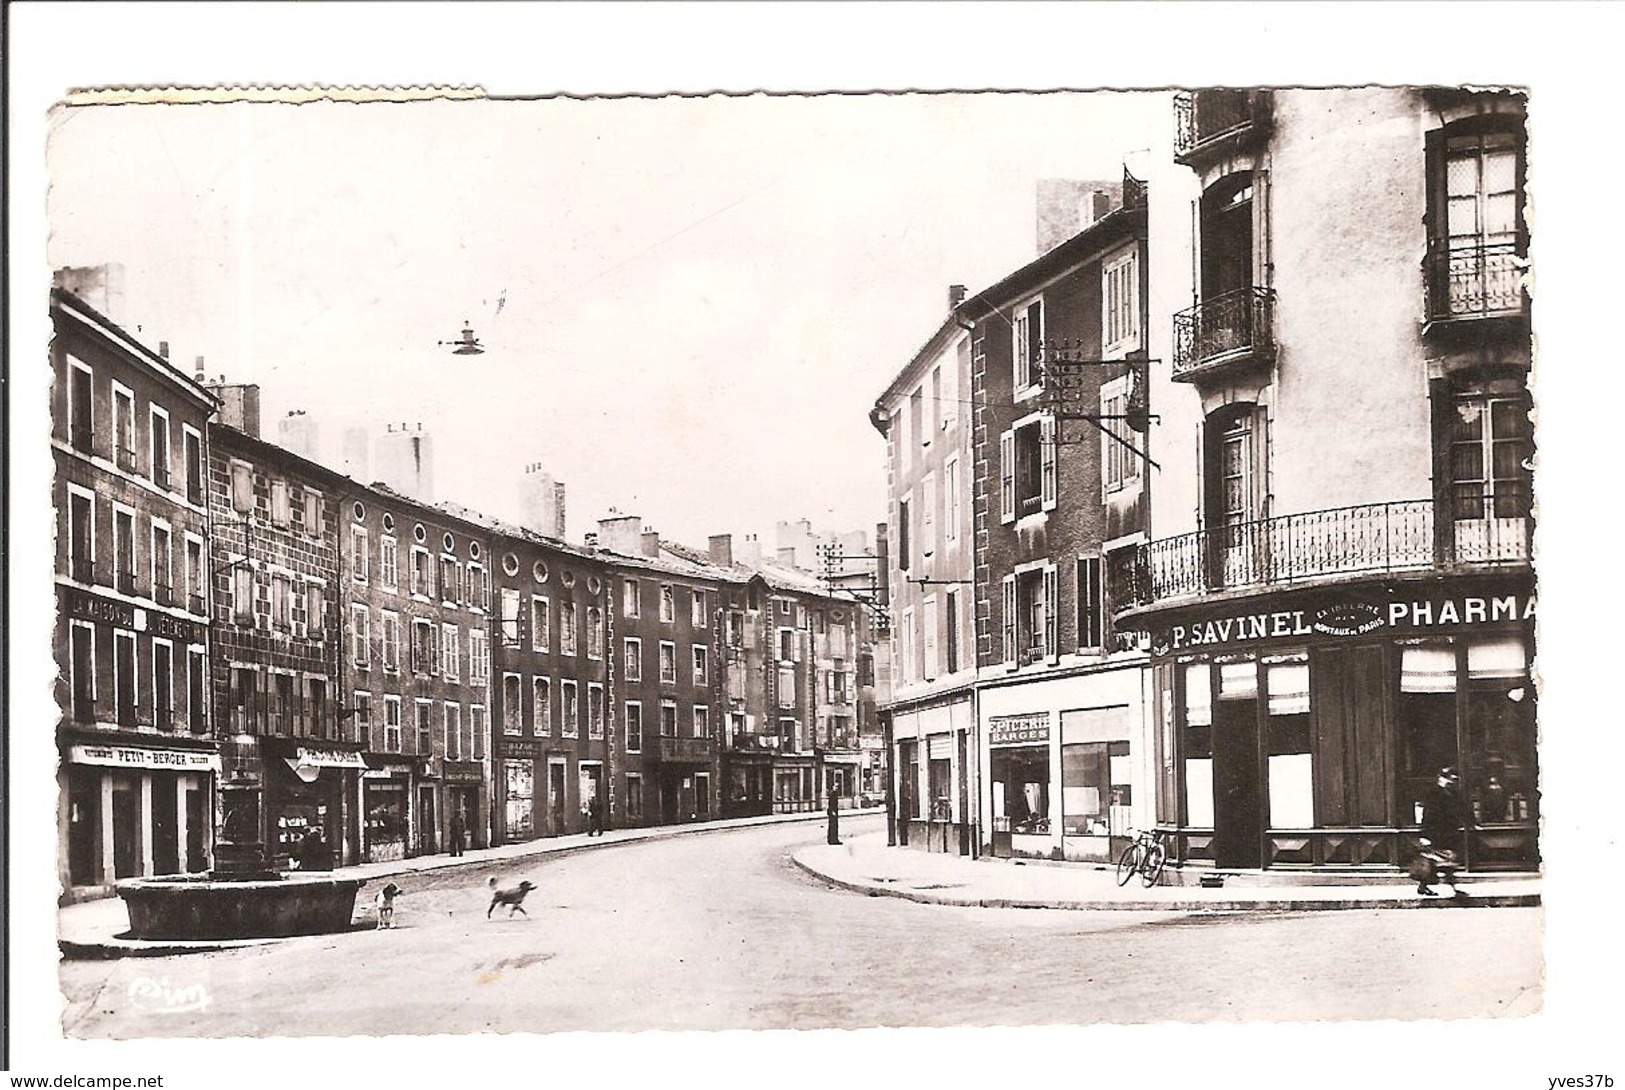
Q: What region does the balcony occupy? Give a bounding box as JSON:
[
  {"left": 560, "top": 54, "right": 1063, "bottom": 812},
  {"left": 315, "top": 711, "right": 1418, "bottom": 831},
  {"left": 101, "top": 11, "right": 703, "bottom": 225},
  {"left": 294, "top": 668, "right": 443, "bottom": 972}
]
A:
[
  {"left": 1425, "top": 241, "right": 1526, "bottom": 325},
  {"left": 731, "top": 732, "right": 781, "bottom": 753},
  {"left": 1172, "top": 288, "right": 1276, "bottom": 382},
  {"left": 1115, "top": 499, "right": 1531, "bottom": 610},
  {"left": 657, "top": 735, "right": 714, "bottom": 762},
  {"left": 1174, "top": 89, "right": 1272, "bottom": 167}
]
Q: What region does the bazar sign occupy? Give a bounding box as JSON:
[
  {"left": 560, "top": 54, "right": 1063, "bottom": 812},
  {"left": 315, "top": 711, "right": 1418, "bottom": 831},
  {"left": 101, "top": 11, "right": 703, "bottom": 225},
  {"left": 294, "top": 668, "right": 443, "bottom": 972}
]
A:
[
  {"left": 70, "top": 744, "right": 221, "bottom": 772},
  {"left": 1164, "top": 592, "right": 1535, "bottom": 651},
  {"left": 988, "top": 714, "right": 1049, "bottom": 747}
]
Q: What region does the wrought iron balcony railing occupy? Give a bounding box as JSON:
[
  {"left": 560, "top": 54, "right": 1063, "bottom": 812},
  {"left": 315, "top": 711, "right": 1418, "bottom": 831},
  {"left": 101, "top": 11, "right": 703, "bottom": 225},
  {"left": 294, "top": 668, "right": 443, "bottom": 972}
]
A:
[
  {"left": 657, "top": 735, "right": 714, "bottom": 761},
  {"left": 1426, "top": 240, "right": 1526, "bottom": 322},
  {"left": 1114, "top": 499, "right": 1532, "bottom": 609},
  {"left": 1172, "top": 287, "right": 1276, "bottom": 380},
  {"left": 731, "top": 732, "right": 781, "bottom": 753},
  {"left": 1174, "top": 90, "right": 1270, "bottom": 161}
]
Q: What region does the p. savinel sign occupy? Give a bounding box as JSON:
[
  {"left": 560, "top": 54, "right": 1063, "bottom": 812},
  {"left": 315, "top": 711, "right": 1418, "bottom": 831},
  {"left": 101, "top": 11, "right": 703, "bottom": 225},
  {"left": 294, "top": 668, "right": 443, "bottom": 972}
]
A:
[{"left": 1158, "top": 590, "right": 1535, "bottom": 653}]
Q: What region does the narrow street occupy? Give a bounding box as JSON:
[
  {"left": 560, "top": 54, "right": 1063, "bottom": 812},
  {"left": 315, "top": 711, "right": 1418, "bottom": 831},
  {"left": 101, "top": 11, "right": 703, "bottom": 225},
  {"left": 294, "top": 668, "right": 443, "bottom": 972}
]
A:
[{"left": 59, "top": 816, "right": 1541, "bottom": 1038}]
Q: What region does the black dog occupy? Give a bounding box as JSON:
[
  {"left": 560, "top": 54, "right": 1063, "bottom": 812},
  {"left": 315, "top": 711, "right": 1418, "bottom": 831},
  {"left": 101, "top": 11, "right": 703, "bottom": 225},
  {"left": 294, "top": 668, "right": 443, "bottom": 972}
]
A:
[{"left": 487, "top": 876, "right": 536, "bottom": 919}]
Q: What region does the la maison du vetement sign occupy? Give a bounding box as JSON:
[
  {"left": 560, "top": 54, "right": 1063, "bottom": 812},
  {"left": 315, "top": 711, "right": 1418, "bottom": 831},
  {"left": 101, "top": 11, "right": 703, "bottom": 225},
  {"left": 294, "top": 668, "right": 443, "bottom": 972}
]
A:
[{"left": 1158, "top": 589, "right": 1536, "bottom": 653}]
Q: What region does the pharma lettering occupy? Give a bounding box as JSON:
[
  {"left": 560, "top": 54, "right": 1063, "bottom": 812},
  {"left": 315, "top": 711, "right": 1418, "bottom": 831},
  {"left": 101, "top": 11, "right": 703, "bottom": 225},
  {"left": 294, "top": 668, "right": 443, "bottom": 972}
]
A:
[{"left": 1168, "top": 594, "right": 1534, "bottom": 650}]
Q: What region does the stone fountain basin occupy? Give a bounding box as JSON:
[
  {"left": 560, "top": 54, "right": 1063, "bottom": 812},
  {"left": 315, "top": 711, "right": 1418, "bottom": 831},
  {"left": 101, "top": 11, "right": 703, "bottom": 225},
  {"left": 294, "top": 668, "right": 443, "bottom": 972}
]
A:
[{"left": 117, "top": 874, "right": 366, "bottom": 940}]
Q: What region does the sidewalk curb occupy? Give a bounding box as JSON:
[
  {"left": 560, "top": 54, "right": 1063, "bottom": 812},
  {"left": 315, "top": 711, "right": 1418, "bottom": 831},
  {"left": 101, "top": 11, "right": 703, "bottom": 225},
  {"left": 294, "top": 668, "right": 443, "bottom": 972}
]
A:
[
  {"left": 60, "top": 809, "right": 875, "bottom": 960},
  {"left": 790, "top": 854, "right": 1542, "bottom": 913}
]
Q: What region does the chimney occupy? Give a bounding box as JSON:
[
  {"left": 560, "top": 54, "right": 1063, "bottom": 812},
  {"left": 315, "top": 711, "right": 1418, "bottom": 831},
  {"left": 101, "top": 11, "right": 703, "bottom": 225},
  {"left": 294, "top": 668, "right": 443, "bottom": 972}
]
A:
[
  {"left": 205, "top": 377, "right": 262, "bottom": 438},
  {"left": 519, "top": 463, "right": 568, "bottom": 540},
  {"left": 158, "top": 341, "right": 170, "bottom": 361},
  {"left": 596, "top": 513, "right": 643, "bottom": 555},
  {"left": 374, "top": 423, "right": 436, "bottom": 502},
  {"left": 52, "top": 264, "right": 126, "bottom": 323},
  {"left": 1092, "top": 188, "right": 1113, "bottom": 224},
  {"left": 583, "top": 531, "right": 600, "bottom": 549},
  {"left": 948, "top": 284, "right": 967, "bottom": 312},
  {"left": 708, "top": 534, "right": 734, "bottom": 567},
  {"left": 277, "top": 410, "right": 320, "bottom": 460},
  {"left": 776, "top": 547, "right": 798, "bottom": 568},
  {"left": 641, "top": 531, "right": 662, "bottom": 559}
]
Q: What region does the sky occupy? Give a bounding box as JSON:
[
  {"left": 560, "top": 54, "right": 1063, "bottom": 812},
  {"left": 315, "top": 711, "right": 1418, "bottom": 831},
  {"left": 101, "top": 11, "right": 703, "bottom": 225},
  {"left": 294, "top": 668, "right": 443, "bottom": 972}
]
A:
[{"left": 47, "top": 90, "right": 1169, "bottom": 548}]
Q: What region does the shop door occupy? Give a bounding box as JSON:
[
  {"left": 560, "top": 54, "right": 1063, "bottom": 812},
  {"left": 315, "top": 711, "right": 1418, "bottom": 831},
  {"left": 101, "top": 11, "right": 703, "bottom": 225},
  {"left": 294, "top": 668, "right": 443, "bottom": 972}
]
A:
[
  {"left": 151, "top": 775, "right": 179, "bottom": 875},
  {"left": 186, "top": 786, "right": 209, "bottom": 872},
  {"left": 694, "top": 772, "right": 710, "bottom": 819},
  {"left": 549, "top": 761, "right": 567, "bottom": 835},
  {"left": 417, "top": 786, "right": 437, "bottom": 855},
  {"left": 1212, "top": 698, "right": 1263, "bottom": 869},
  {"left": 112, "top": 778, "right": 141, "bottom": 878}
]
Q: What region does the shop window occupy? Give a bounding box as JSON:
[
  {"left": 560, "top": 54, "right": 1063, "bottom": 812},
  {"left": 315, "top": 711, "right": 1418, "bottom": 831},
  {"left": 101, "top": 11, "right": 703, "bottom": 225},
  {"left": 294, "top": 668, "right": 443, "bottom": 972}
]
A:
[
  {"left": 991, "top": 746, "right": 1050, "bottom": 836},
  {"left": 898, "top": 740, "right": 919, "bottom": 822},
  {"left": 1062, "top": 743, "right": 1110, "bottom": 838},
  {"left": 927, "top": 755, "right": 952, "bottom": 821},
  {"left": 1396, "top": 644, "right": 1459, "bottom": 823},
  {"left": 1463, "top": 638, "right": 1536, "bottom": 826},
  {"left": 626, "top": 773, "right": 644, "bottom": 820},
  {"left": 1265, "top": 656, "right": 1313, "bottom": 829},
  {"left": 1183, "top": 662, "right": 1215, "bottom": 828},
  {"left": 999, "top": 415, "right": 1057, "bottom": 523}
]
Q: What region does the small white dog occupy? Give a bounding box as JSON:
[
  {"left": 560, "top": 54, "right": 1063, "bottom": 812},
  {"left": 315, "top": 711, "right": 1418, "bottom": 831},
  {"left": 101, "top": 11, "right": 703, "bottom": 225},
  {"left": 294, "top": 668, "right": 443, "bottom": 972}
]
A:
[{"left": 374, "top": 882, "right": 404, "bottom": 929}]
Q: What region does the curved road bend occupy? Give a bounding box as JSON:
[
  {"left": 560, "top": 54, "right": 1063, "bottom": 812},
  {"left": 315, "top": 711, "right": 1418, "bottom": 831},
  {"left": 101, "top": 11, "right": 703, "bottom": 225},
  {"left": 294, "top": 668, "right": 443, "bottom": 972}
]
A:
[{"left": 60, "top": 815, "right": 1541, "bottom": 1037}]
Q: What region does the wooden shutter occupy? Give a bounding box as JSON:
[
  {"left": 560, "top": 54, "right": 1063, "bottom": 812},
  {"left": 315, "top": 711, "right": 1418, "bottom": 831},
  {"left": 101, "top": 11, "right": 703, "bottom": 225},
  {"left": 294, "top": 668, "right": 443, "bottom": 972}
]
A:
[
  {"left": 1000, "top": 430, "right": 1016, "bottom": 523},
  {"left": 1042, "top": 564, "right": 1059, "bottom": 664},
  {"left": 1001, "top": 575, "right": 1017, "bottom": 670},
  {"left": 1040, "top": 415, "right": 1058, "bottom": 511}
]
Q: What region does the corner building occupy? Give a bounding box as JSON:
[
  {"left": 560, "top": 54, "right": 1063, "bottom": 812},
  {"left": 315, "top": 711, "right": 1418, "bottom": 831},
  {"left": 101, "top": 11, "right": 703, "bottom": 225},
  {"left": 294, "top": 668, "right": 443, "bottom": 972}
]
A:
[
  {"left": 52, "top": 287, "right": 218, "bottom": 897},
  {"left": 1115, "top": 88, "right": 1536, "bottom": 873}
]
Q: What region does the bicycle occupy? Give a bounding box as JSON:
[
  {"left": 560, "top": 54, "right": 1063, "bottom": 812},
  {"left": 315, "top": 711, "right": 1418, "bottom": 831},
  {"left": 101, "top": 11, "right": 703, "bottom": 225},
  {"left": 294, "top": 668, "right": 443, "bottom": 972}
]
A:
[{"left": 1114, "top": 828, "right": 1168, "bottom": 888}]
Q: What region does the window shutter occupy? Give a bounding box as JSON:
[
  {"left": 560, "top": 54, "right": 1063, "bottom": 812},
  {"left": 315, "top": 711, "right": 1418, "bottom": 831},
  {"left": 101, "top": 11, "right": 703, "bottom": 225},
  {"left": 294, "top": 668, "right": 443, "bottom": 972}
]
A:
[
  {"left": 1252, "top": 406, "right": 1271, "bottom": 521},
  {"left": 1043, "top": 564, "right": 1059, "bottom": 664},
  {"left": 1040, "top": 415, "right": 1058, "bottom": 511},
  {"left": 1423, "top": 126, "right": 1447, "bottom": 312},
  {"left": 1000, "top": 430, "right": 1016, "bottom": 523},
  {"left": 231, "top": 463, "right": 253, "bottom": 513},
  {"left": 1001, "top": 575, "right": 1017, "bottom": 670}
]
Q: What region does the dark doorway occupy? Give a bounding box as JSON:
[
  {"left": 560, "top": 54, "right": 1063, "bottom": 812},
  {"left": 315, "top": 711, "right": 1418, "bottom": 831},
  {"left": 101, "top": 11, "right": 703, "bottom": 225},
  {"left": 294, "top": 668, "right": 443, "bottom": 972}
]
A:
[
  {"left": 152, "top": 775, "right": 180, "bottom": 875},
  {"left": 1213, "top": 696, "right": 1263, "bottom": 868},
  {"left": 68, "top": 768, "right": 101, "bottom": 885},
  {"left": 185, "top": 785, "right": 209, "bottom": 872},
  {"left": 549, "top": 761, "right": 567, "bottom": 835},
  {"left": 417, "top": 785, "right": 437, "bottom": 855},
  {"left": 112, "top": 777, "right": 141, "bottom": 878}
]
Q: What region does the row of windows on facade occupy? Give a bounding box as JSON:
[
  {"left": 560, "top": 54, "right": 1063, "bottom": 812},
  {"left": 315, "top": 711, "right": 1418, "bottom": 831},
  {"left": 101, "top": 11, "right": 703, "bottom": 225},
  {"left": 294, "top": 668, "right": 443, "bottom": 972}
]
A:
[
  {"left": 498, "top": 676, "right": 704, "bottom": 751},
  {"left": 350, "top": 525, "right": 492, "bottom": 610},
  {"left": 64, "top": 487, "right": 207, "bottom": 613},
  {"left": 494, "top": 589, "right": 595, "bottom": 655},
  {"left": 893, "top": 555, "right": 1115, "bottom": 684},
  {"left": 622, "top": 578, "right": 709, "bottom": 626},
  {"left": 223, "top": 460, "right": 326, "bottom": 539},
  {"left": 344, "top": 689, "right": 493, "bottom": 761},
  {"left": 64, "top": 356, "right": 207, "bottom": 505},
  {"left": 893, "top": 395, "right": 1140, "bottom": 576},
  {"left": 347, "top": 607, "right": 495, "bottom": 682},
  {"left": 66, "top": 622, "right": 207, "bottom": 732},
  {"left": 224, "top": 666, "right": 336, "bottom": 739},
  {"left": 891, "top": 247, "right": 1142, "bottom": 476},
  {"left": 226, "top": 564, "right": 329, "bottom": 639}
]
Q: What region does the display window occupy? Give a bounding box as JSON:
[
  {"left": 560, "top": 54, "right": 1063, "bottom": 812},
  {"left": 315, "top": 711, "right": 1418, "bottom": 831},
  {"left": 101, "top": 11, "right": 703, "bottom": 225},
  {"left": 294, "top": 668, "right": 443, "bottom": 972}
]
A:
[
  {"left": 1060, "top": 741, "right": 1129, "bottom": 860},
  {"left": 1264, "top": 655, "right": 1312, "bottom": 829},
  {"left": 1463, "top": 638, "right": 1536, "bottom": 826},
  {"left": 991, "top": 745, "right": 1049, "bottom": 835},
  {"left": 364, "top": 781, "right": 409, "bottom": 861}
]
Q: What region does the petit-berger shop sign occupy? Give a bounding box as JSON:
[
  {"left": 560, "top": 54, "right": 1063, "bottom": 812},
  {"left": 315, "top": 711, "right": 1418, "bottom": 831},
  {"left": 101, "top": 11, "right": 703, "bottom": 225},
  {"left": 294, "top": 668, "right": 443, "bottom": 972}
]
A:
[{"left": 1157, "top": 588, "right": 1535, "bottom": 654}]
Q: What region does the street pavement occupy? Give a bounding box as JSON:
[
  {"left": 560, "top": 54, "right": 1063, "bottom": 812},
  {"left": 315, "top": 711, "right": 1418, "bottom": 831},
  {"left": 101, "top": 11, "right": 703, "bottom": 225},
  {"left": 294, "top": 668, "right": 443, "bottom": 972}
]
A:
[{"left": 58, "top": 813, "right": 1542, "bottom": 1037}]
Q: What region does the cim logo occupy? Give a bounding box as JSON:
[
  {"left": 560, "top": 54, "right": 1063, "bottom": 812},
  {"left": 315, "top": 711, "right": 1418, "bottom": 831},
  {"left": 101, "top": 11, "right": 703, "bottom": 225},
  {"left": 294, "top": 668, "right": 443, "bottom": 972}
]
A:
[{"left": 127, "top": 975, "right": 210, "bottom": 1015}]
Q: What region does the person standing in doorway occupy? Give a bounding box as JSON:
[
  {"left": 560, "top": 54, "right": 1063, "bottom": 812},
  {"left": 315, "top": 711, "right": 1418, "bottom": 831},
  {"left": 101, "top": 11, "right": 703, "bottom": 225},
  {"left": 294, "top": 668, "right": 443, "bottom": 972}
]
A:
[
  {"left": 448, "top": 806, "right": 466, "bottom": 858},
  {"left": 588, "top": 792, "right": 605, "bottom": 837},
  {"left": 1414, "top": 766, "right": 1467, "bottom": 897}
]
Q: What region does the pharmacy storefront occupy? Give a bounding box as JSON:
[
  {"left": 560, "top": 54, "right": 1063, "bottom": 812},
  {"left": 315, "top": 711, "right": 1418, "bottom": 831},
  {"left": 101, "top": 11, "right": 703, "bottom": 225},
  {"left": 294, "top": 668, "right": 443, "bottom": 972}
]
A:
[
  {"left": 1138, "top": 574, "right": 1537, "bottom": 873},
  {"left": 977, "top": 664, "right": 1150, "bottom": 863}
]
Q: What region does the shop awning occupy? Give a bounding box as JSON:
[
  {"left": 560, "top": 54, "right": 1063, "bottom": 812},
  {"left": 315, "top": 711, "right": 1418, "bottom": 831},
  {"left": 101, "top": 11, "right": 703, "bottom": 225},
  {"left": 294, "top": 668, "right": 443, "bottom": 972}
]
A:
[{"left": 284, "top": 746, "right": 369, "bottom": 783}]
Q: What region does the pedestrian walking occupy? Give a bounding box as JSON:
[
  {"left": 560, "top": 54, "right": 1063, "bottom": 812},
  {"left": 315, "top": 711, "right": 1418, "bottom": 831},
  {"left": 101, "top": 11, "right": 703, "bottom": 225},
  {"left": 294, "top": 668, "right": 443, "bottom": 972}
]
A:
[
  {"left": 588, "top": 793, "right": 605, "bottom": 837},
  {"left": 448, "top": 807, "right": 466, "bottom": 858},
  {"left": 1412, "top": 766, "right": 1467, "bottom": 897}
]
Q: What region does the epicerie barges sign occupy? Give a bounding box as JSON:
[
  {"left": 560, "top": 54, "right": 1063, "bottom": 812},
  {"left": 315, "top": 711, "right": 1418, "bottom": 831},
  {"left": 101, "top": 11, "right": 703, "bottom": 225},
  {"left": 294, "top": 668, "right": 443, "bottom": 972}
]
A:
[
  {"left": 988, "top": 714, "right": 1050, "bottom": 747},
  {"left": 70, "top": 744, "right": 222, "bottom": 772},
  {"left": 1162, "top": 590, "right": 1536, "bottom": 652}
]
